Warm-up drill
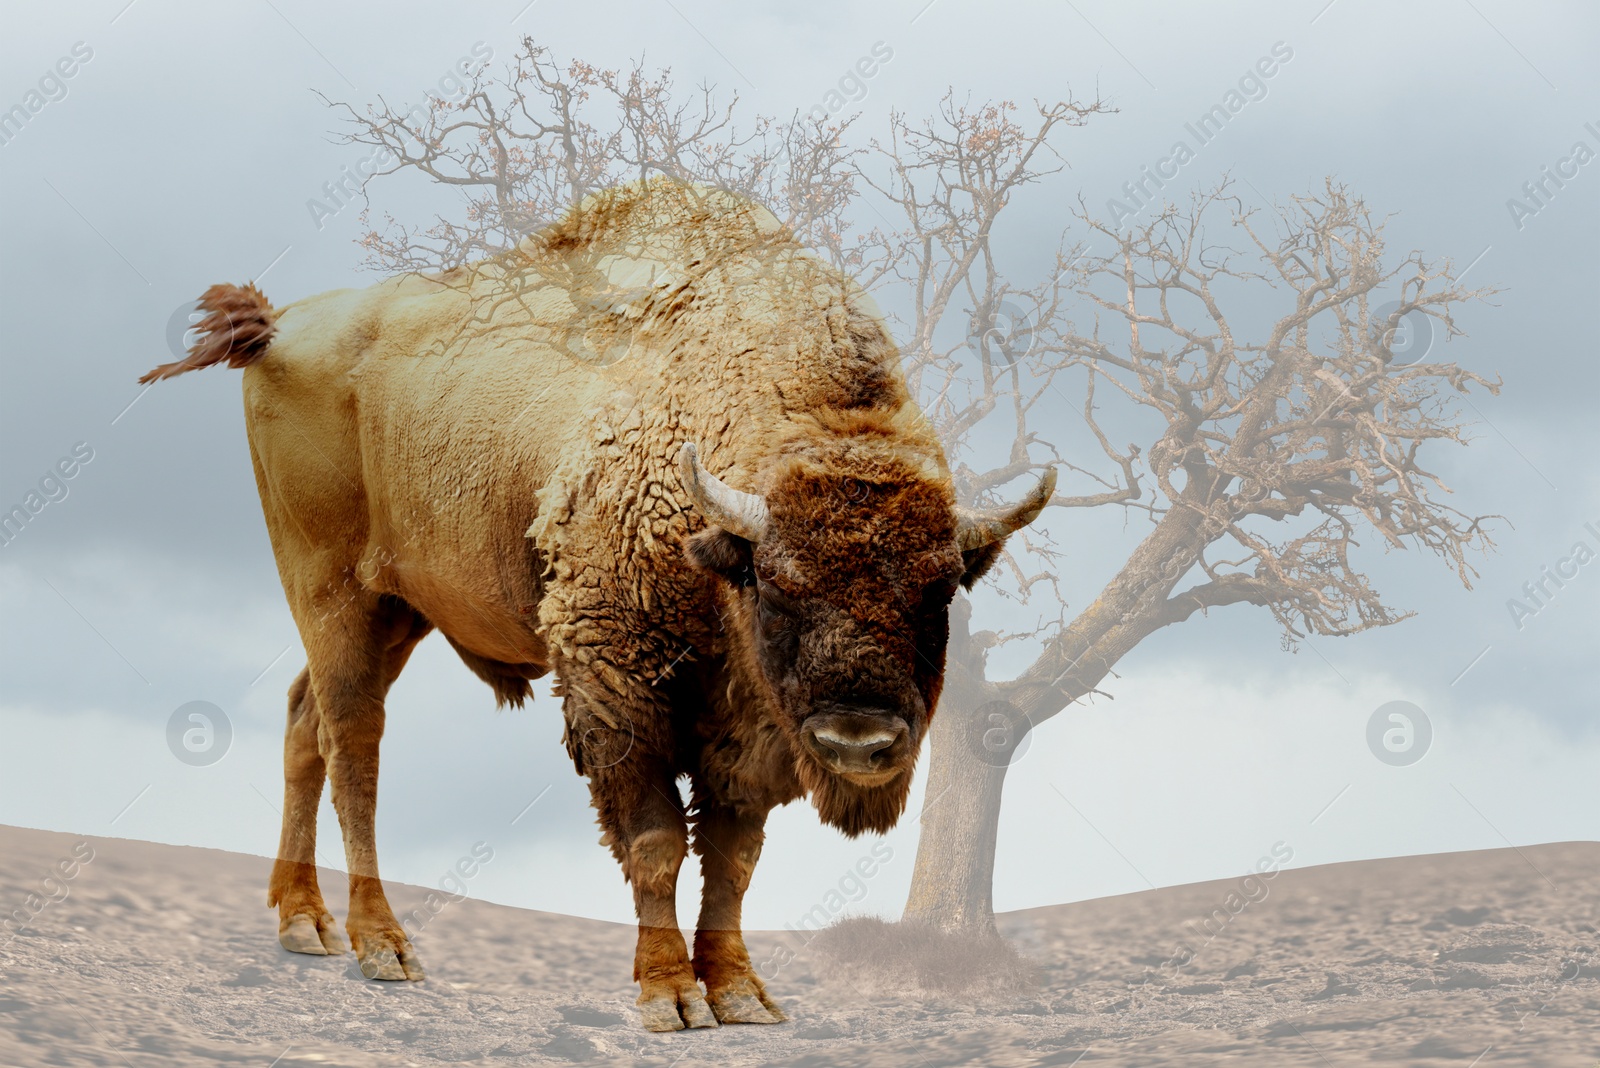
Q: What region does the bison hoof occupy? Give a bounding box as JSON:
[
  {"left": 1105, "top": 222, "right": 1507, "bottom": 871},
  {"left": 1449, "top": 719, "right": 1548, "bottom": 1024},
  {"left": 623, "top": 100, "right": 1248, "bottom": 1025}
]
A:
[
  {"left": 638, "top": 986, "right": 719, "bottom": 1031},
  {"left": 353, "top": 933, "right": 425, "bottom": 981},
  {"left": 279, "top": 912, "right": 347, "bottom": 956},
  {"left": 709, "top": 989, "right": 786, "bottom": 1025}
]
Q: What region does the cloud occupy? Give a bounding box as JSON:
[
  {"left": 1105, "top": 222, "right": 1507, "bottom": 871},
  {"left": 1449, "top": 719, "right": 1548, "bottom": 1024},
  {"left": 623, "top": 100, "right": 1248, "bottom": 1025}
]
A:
[{"left": 994, "top": 658, "right": 1600, "bottom": 912}]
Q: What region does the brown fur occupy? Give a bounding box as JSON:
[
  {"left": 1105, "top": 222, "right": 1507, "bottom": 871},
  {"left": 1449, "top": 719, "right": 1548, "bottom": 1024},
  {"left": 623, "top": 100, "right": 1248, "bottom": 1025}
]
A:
[
  {"left": 140, "top": 282, "right": 278, "bottom": 383},
  {"left": 147, "top": 178, "right": 1039, "bottom": 1029}
]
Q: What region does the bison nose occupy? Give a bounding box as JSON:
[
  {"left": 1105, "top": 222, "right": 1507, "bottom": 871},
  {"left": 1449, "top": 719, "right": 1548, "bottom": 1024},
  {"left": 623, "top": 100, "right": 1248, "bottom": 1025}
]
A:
[
  {"left": 802, "top": 712, "right": 909, "bottom": 776},
  {"left": 810, "top": 731, "right": 898, "bottom": 771}
]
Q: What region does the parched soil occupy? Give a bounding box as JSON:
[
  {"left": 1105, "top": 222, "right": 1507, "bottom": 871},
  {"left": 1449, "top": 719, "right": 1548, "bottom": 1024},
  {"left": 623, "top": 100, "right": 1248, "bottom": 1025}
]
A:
[{"left": 0, "top": 825, "right": 1594, "bottom": 1066}]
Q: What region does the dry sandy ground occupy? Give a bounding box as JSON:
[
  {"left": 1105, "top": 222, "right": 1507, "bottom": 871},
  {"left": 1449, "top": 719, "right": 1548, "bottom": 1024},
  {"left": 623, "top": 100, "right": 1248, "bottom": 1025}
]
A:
[{"left": 0, "top": 825, "right": 1595, "bottom": 1067}]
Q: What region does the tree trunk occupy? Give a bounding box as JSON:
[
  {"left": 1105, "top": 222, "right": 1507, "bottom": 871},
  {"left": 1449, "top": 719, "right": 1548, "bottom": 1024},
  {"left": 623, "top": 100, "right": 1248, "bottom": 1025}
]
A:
[
  {"left": 902, "top": 598, "right": 1031, "bottom": 933},
  {"left": 902, "top": 527, "right": 1202, "bottom": 932}
]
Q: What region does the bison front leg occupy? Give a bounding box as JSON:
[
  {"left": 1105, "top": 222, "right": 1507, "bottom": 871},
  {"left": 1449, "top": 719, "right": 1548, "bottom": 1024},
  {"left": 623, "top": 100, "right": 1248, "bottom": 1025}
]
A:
[
  {"left": 691, "top": 806, "right": 786, "bottom": 1024},
  {"left": 586, "top": 751, "right": 717, "bottom": 1031}
]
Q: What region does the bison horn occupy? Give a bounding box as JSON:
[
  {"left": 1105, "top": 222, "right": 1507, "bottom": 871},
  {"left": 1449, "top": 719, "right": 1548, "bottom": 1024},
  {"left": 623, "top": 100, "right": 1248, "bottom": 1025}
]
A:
[
  {"left": 677, "top": 443, "right": 770, "bottom": 542},
  {"left": 954, "top": 467, "right": 1058, "bottom": 550}
]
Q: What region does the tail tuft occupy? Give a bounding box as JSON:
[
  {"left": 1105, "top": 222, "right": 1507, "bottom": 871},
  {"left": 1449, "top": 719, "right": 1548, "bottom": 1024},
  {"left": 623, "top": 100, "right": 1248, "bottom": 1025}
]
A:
[{"left": 140, "top": 282, "right": 278, "bottom": 384}]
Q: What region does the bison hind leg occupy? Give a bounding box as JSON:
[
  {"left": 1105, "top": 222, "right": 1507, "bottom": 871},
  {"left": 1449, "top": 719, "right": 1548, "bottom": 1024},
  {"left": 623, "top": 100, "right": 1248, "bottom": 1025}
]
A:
[
  {"left": 268, "top": 667, "right": 348, "bottom": 957},
  {"left": 290, "top": 593, "right": 430, "bottom": 982}
]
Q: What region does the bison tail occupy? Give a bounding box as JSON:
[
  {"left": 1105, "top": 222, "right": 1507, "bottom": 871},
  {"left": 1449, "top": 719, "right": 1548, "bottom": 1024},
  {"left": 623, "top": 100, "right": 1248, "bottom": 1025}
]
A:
[{"left": 139, "top": 282, "right": 278, "bottom": 384}]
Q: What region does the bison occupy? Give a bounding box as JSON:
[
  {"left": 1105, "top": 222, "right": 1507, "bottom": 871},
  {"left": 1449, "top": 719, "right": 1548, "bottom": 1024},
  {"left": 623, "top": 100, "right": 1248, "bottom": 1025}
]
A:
[{"left": 141, "top": 178, "right": 1054, "bottom": 1031}]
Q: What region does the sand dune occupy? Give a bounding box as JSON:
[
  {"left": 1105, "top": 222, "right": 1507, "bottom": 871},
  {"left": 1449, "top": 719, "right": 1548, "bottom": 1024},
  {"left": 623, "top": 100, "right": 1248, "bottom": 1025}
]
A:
[{"left": 1, "top": 825, "right": 1594, "bottom": 1066}]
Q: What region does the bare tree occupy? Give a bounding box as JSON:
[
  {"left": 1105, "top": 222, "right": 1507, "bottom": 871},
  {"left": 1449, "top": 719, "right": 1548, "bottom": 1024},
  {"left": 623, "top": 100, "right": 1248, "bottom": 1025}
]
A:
[
  {"left": 325, "top": 39, "right": 874, "bottom": 280},
  {"left": 895, "top": 166, "right": 1500, "bottom": 932},
  {"left": 324, "top": 38, "right": 894, "bottom": 367},
  {"left": 329, "top": 40, "right": 1500, "bottom": 940}
]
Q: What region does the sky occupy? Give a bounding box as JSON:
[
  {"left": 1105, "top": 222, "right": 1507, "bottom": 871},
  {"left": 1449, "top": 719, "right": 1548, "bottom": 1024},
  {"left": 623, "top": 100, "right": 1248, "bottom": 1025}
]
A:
[{"left": 1, "top": 0, "right": 1596, "bottom": 932}]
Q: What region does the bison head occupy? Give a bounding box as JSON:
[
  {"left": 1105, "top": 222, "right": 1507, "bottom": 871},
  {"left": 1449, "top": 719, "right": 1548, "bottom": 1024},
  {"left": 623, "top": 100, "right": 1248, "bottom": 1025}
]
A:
[{"left": 678, "top": 436, "right": 1054, "bottom": 835}]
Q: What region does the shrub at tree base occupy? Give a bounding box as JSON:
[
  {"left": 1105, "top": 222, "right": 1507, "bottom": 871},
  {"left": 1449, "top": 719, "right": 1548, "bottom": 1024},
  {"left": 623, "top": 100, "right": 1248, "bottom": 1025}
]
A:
[{"left": 810, "top": 916, "right": 1040, "bottom": 999}]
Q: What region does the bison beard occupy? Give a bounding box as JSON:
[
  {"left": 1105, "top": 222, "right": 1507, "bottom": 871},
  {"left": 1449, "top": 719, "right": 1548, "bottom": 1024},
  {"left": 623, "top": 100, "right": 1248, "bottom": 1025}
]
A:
[
  {"left": 796, "top": 756, "right": 917, "bottom": 837},
  {"left": 141, "top": 178, "right": 1053, "bottom": 1032}
]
